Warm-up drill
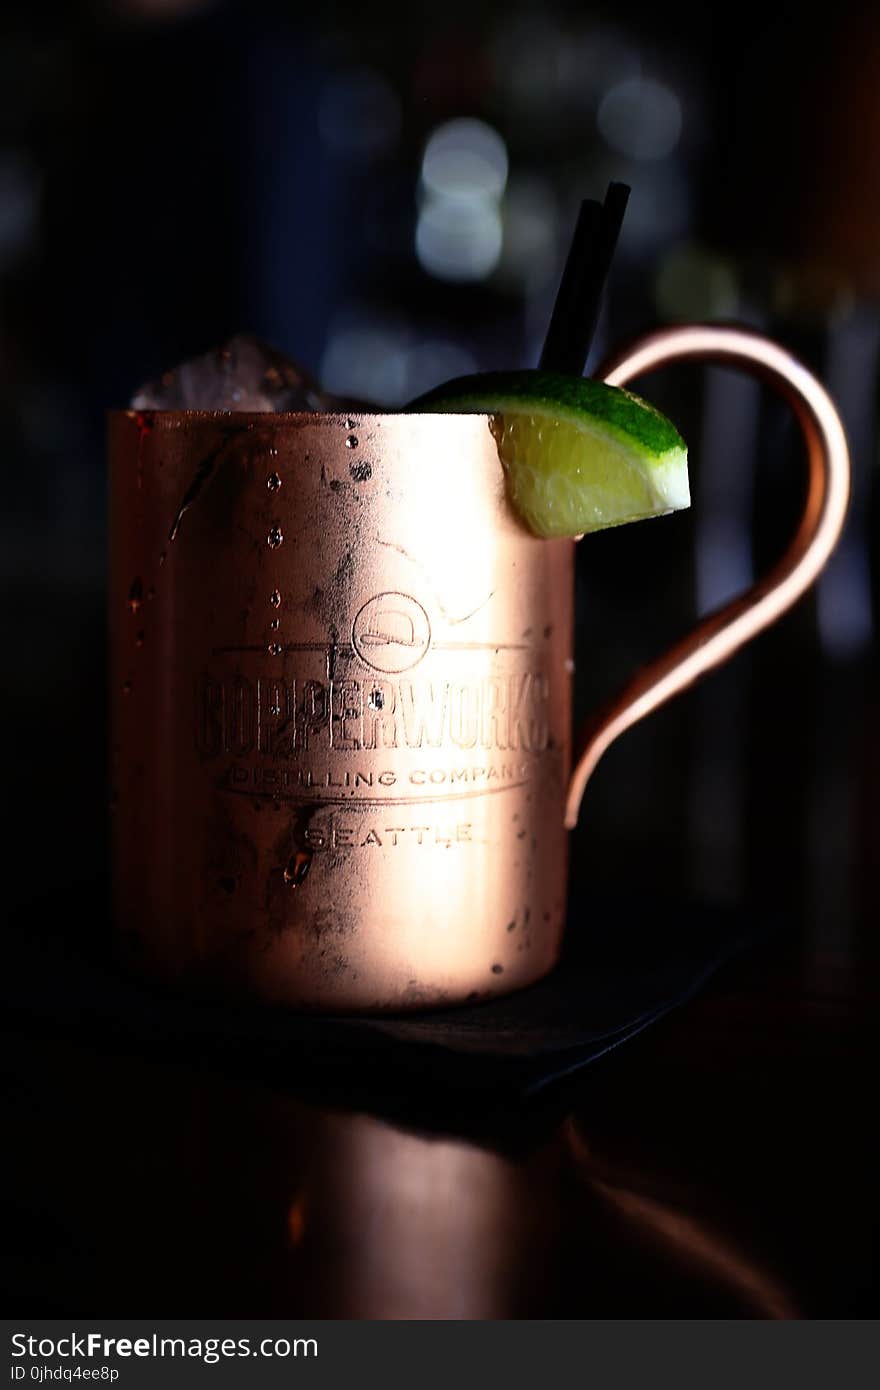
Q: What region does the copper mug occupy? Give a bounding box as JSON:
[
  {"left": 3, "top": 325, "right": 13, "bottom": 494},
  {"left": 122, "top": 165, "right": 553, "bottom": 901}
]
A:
[{"left": 109, "top": 326, "right": 849, "bottom": 1011}]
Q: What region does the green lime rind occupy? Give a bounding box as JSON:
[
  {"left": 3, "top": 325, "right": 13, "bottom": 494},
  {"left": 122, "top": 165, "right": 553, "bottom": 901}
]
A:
[
  {"left": 410, "top": 369, "right": 686, "bottom": 461},
  {"left": 409, "top": 368, "right": 689, "bottom": 539}
]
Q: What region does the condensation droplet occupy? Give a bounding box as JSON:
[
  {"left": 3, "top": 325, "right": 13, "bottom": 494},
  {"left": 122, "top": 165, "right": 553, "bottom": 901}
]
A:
[
  {"left": 270, "top": 617, "right": 280, "bottom": 630},
  {"left": 267, "top": 525, "right": 283, "bottom": 548},
  {"left": 345, "top": 434, "right": 358, "bottom": 449},
  {"left": 128, "top": 578, "right": 143, "bottom": 614},
  {"left": 270, "top": 589, "right": 282, "bottom": 608},
  {"left": 267, "top": 472, "right": 282, "bottom": 492},
  {"left": 122, "top": 681, "right": 133, "bottom": 696},
  {"left": 268, "top": 642, "right": 283, "bottom": 656},
  {"left": 284, "top": 850, "right": 312, "bottom": 888},
  {"left": 368, "top": 688, "right": 385, "bottom": 710},
  {"left": 135, "top": 630, "right": 145, "bottom": 648}
]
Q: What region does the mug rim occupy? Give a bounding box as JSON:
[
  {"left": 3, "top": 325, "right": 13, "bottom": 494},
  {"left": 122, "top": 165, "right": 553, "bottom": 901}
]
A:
[{"left": 108, "top": 408, "right": 495, "bottom": 424}]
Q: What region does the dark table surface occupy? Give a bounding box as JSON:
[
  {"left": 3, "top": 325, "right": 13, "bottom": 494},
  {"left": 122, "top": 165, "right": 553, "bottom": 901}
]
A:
[
  {"left": 4, "top": 408, "right": 877, "bottom": 1319},
  {"left": 4, "top": 929, "right": 876, "bottom": 1320}
]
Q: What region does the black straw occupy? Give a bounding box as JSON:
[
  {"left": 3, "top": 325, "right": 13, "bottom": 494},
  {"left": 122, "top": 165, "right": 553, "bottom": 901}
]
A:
[{"left": 539, "top": 182, "right": 630, "bottom": 376}]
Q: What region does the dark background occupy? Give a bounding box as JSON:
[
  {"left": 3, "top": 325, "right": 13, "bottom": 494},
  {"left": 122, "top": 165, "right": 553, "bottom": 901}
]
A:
[
  {"left": 4, "top": 0, "right": 877, "bottom": 966},
  {"left": 2, "top": 0, "right": 877, "bottom": 1318}
]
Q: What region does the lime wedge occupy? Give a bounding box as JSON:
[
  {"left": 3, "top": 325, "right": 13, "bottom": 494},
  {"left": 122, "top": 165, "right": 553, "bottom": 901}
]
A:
[{"left": 411, "top": 370, "right": 689, "bottom": 539}]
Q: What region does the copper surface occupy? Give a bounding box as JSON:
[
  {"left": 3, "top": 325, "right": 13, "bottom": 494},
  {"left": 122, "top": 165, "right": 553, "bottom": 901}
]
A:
[
  {"left": 565, "top": 324, "right": 851, "bottom": 827},
  {"left": 564, "top": 1120, "right": 797, "bottom": 1318},
  {"left": 110, "top": 412, "right": 573, "bottom": 1010},
  {"left": 109, "top": 326, "right": 849, "bottom": 1011}
]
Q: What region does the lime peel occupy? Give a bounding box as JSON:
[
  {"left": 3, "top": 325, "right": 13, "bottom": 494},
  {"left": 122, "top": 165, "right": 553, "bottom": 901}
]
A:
[{"left": 412, "top": 369, "right": 690, "bottom": 539}]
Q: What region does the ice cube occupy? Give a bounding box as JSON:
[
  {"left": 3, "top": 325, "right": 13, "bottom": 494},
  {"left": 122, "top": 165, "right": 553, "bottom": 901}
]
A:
[{"left": 130, "top": 333, "right": 334, "bottom": 412}]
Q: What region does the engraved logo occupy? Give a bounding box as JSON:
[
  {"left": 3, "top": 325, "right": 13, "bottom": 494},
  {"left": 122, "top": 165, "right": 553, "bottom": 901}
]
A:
[{"left": 352, "top": 592, "right": 431, "bottom": 674}]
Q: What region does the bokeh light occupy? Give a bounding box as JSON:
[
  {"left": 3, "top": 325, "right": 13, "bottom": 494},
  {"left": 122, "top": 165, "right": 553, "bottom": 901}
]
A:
[
  {"left": 321, "top": 320, "right": 409, "bottom": 405},
  {"left": 415, "top": 196, "right": 503, "bottom": 283},
  {"left": 416, "top": 118, "right": 508, "bottom": 283},
  {"left": 597, "top": 77, "right": 682, "bottom": 160},
  {"left": 420, "top": 118, "right": 508, "bottom": 201},
  {"left": 321, "top": 318, "right": 477, "bottom": 405}
]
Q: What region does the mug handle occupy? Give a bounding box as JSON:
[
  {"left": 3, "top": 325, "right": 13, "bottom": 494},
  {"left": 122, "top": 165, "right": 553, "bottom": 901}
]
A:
[{"left": 565, "top": 323, "right": 851, "bottom": 829}]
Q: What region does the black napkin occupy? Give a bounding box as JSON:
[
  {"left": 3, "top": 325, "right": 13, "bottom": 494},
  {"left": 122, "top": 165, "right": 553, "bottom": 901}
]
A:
[{"left": 4, "top": 882, "right": 762, "bottom": 1133}]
